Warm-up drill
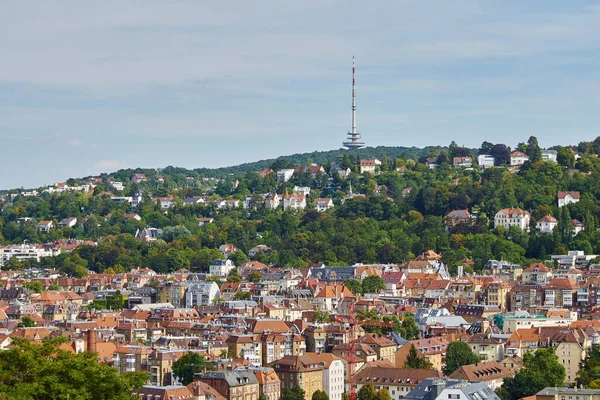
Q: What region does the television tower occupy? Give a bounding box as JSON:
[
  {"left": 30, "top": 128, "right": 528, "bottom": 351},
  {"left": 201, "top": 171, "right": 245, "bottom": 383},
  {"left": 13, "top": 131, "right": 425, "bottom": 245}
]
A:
[{"left": 343, "top": 56, "right": 365, "bottom": 150}]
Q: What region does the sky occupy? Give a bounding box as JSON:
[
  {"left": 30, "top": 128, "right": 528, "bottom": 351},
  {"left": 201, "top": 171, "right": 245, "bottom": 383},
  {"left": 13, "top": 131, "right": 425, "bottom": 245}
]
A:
[{"left": 2, "top": 1, "right": 600, "bottom": 189}]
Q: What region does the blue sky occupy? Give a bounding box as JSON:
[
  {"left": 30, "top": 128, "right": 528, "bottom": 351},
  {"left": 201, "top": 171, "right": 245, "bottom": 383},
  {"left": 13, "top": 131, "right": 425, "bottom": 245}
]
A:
[{"left": 2, "top": 1, "right": 600, "bottom": 189}]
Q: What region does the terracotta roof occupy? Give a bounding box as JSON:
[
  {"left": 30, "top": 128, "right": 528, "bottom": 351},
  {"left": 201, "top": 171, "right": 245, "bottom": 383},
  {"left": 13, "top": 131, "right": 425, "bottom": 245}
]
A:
[
  {"left": 449, "top": 361, "right": 512, "bottom": 381},
  {"left": 558, "top": 191, "right": 580, "bottom": 199}
]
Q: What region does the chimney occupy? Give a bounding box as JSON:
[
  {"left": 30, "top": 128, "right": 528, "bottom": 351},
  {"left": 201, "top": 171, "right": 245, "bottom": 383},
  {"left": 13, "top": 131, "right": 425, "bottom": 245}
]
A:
[
  {"left": 87, "top": 329, "right": 97, "bottom": 353},
  {"left": 431, "top": 379, "right": 446, "bottom": 399}
]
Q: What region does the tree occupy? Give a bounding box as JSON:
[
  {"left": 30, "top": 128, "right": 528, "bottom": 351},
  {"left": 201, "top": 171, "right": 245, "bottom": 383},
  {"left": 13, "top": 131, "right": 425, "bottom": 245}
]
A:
[
  {"left": 491, "top": 144, "right": 511, "bottom": 165},
  {"left": 248, "top": 271, "right": 261, "bottom": 283},
  {"left": 228, "top": 250, "right": 248, "bottom": 266},
  {"left": 557, "top": 147, "right": 575, "bottom": 168},
  {"left": 233, "top": 291, "right": 252, "bottom": 300},
  {"left": 358, "top": 384, "right": 378, "bottom": 400},
  {"left": 172, "top": 352, "right": 213, "bottom": 386},
  {"left": 576, "top": 345, "right": 600, "bottom": 388},
  {"left": 443, "top": 341, "right": 479, "bottom": 375},
  {"left": 499, "top": 348, "right": 565, "bottom": 400},
  {"left": 362, "top": 276, "right": 386, "bottom": 294},
  {"left": 313, "top": 310, "right": 330, "bottom": 323},
  {"left": 23, "top": 281, "right": 43, "bottom": 293},
  {"left": 281, "top": 386, "right": 306, "bottom": 400},
  {"left": 344, "top": 278, "right": 363, "bottom": 295},
  {"left": 397, "top": 314, "right": 420, "bottom": 340},
  {"left": 526, "top": 136, "right": 542, "bottom": 163},
  {"left": 403, "top": 345, "right": 433, "bottom": 369},
  {"left": 17, "top": 316, "right": 36, "bottom": 328},
  {"left": 312, "top": 390, "right": 330, "bottom": 400},
  {"left": 0, "top": 337, "right": 147, "bottom": 399},
  {"left": 48, "top": 283, "right": 60, "bottom": 291}
]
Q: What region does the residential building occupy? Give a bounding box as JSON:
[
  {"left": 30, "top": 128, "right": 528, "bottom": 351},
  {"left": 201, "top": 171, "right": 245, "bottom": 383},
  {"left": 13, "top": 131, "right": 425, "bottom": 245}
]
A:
[
  {"left": 477, "top": 155, "right": 495, "bottom": 168},
  {"left": 403, "top": 378, "right": 501, "bottom": 400},
  {"left": 277, "top": 169, "right": 295, "bottom": 182},
  {"left": 210, "top": 260, "right": 236, "bottom": 277},
  {"left": 271, "top": 354, "right": 324, "bottom": 400},
  {"left": 453, "top": 157, "right": 473, "bottom": 168},
  {"left": 196, "top": 370, "right": 260, "bottom": 400},
  {"left": 466, "top": 334, "right": 505, "bottom": 362},
  {"left": 510, "top": 151, "right": 529, "bottom": 166},
  {"left": 37, "top": 220, "right": 54, "bottom": 232},
  {"left": 134, "top": 385, "right": 194, "bottom": 400},
  {"left": 314, "top": 198, "right": 334, "bottom": 212},
  {"left": 541, "top": 150, "right": 558, "bottom": 163},
  {"left": 227, "top": 334, "right": 262, "bottom": 366},
  {"left": 57, "top": 217, "right": 77, "bottom": 228},
  {"left": 522, "top": 263, "right": 553, "bottom": 285},
  {"left": 305, "top": 353, "right": 345, "bottom": 400},
  {"left": 355, "top": 366, "right": 442, "bottom": 400},
  {"left": 248, "top": 367, "right": 281, "bottom": 400},
  {"left": 558, "top": 191, "right": 580, "bottom": 207},
  {"left": 535, "top": 387, "right": 600, "bottom": 400},
  {"left": 572, "top": 219, "right": 585, "bottom": 236},
  {"left": 444, "top": 210, "right": 476, "bottom": 228},
  {"left": 448, "top": 361, "right": 511, "bottom": 391},
  {"left": 536, "top": 216, "right": 558, "bottom": 233},
  {"left": 283, "top": 191, "right": 306, "bottom": 211},
  {"left": 312, "top": 285, "right": 354, "bottom": 312},
  {"left": 494, "top": 208, "right": 531, "bottom": 231},
  {"left": 360, "top": 159, "right": 380, "bottom": 174},
  {"left": 185, "top": 280, "right": 220, "bottom": 307},
  {"left": 293, "top": 186, "right": 311, "bottom": 197}
]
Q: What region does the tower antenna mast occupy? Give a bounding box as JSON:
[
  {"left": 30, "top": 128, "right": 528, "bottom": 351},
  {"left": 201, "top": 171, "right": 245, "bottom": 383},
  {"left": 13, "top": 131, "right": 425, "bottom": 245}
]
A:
[{"left": 343, "top": 56, "right": 365, "bottom": 150}]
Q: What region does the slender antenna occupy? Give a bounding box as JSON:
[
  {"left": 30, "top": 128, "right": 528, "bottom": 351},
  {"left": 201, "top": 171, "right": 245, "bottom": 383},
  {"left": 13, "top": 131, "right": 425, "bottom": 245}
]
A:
[{"left": 343, "top": 56, "right": 365, "bottom": 150}]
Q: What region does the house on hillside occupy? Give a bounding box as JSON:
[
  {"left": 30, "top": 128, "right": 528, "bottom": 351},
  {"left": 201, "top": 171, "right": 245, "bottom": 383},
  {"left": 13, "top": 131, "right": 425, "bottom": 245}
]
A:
[
  {"left": 314, "top": 198, "right": 334, "bottom": 212},
  {"left": 37, "top": 221, "right": 54, "bottom": 233},
  {"left": 558, "top": 191, "right": 580, "bottom": 207},
  {"left": 494, "top": 208, "right": 531, "bottom": 231},
  {"left": 510, "top": 152, "right": 529, "bottom": 166},
  {"left": 536, "top": 216, "right": 558, "bottom": 233}
]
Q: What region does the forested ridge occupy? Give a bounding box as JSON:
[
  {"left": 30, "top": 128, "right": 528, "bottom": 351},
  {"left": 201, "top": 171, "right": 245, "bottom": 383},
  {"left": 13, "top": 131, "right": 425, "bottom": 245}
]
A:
[{"left": 2, "top": 137, "right": 600, "bottom": 277}]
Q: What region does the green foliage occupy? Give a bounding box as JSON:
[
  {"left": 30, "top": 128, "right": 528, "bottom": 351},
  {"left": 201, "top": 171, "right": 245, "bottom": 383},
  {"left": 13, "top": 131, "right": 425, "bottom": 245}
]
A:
[
  {"left": 357, "top": 384, "right": 391, "bottom": 400},
  {"left": 344, "top": 279, "right": 363, "bottom": 295},
  {"left": 403, "top": 345, "right": 433, "bottom": 369},
  {"left": 172, "top": 352, "right": 214, "bottom": 386},
  {"left": 576, "top": 345, "right": 600, "bottom": 388},
  {"left": 361, "top": 276, "right": 386, "bottom": 294},
  {"left": 281, "top": 386, "right": 306, "bottom": 400},
  {"left": 313, "top": 310, "right": 330, "bottom": 323},
  {"left": 247, "top": 272, "right": 261, "bottom": 283},
  {"left": 17, "top": 316, "right": 36, "bottom": 328},
  {"left": 0, "top": 337, "right": 147, "bottom": 399},
  {"left": 23, "top": 281, "right": 43, "bottom": 293},
  {"left": 312, "top": 390, "right": 330, "bottom": 400},
  {"left": 233, "top": 291, "right": 252, "bottom": 300},
  {"left": 498, "top": 348, "right": 565, "bottom": 400},
  {"left": 443, "top": 341, "right": 480, "bottom": 375}
]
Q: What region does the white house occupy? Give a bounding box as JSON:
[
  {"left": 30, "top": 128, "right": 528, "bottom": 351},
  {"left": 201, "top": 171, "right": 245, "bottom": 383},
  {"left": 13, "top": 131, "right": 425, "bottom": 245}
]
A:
[
  {"left": 37, "top": 220, "right": 54, "bottom": 233},
  {"left": 283, "top": 191, "right": 306, "bottom": 211},
  {"left": 536, "top": 215, "right": 558, "bottom": 233},
  {"left": 306, "top": 354, "right": 345, "bottom": 400},
  {"left": 293, "top": 186, "right": 311, "bottom": 197},
  {"left": 510, "top": 151, "right": 529, "bottom": 166},
  {"left": 558, "top": 191, "right": 580, "bottom": 207},
  {"left": 264, "top": 193, "right": 281, "bottom": 209},
  {"left": 453, "top": 157, "right": 473, "bottom": 168},
  {"left": 111, "top": 181, "right": 124, "bottom": 191},
  {"left": 314, "top": 198, "right": 334, "bottom": 212},
  {"left": 185, "top": 279, "right": 220, "bottom": 307},
  {"left": 209, "top": 259, "right": 235, "bottom": 277},
  {"left": 541, "top": 149, "right": 558, "bottom": 163},
  {"left": 477, "top": 155, "right": 495, "bottom": 168},
  {"left": 57, "top": 218, "right": 78, "bottom": 228},
  {"left": 359, "top": 159, "right": 380, "bottom": 174},
  {"left": 276, "top": 169, "right": 295, "bottom": 182},
  {"left": 572, "top": 219, "right": 584, "bottom": 236},
  {"left": 494, "top": 208, "right": 531, "bottom": 231}
]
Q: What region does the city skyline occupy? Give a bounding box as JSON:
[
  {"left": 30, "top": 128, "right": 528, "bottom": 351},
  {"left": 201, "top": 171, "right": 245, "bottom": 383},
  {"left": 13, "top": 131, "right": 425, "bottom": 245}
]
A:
[{"left": 2, "top": 1, "right": 600, "bottom": 189}]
